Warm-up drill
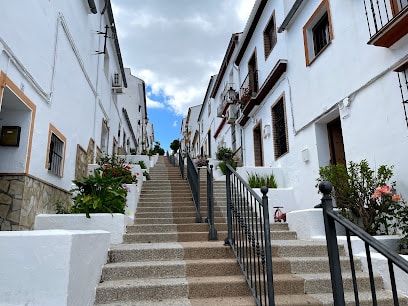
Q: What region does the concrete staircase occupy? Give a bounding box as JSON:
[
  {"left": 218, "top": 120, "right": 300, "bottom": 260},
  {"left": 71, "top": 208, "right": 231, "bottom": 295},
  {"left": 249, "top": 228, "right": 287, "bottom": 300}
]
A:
[{"left": 94, "top": 156, "right": 404, "bottom": 306}]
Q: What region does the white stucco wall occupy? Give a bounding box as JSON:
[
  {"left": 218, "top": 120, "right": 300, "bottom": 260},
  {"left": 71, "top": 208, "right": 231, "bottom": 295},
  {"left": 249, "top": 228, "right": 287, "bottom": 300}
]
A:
[
  {"left": 0, "top": 229, "right": 110, "bottom": 306},
  {"left": 0, "top": 0, "right": 129, "bottom": 192}
]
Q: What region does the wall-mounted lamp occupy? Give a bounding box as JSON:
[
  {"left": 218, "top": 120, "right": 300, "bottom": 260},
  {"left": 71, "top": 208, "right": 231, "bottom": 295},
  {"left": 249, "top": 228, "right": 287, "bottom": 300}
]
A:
[
  {"left": 263, "top": 124, "right": 271, "bottom": 138},
  {"left": 227, "top": 87, "right": 238, "bottom": 104}
]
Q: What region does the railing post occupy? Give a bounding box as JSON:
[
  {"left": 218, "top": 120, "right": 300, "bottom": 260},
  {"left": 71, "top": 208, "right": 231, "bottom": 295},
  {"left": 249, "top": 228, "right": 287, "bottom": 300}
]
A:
[
  {"left": 320, "top": 181, "right": 345, "bottom": 306},
  {"left": 224, "top": 154, "right": 233, "bottom": 246},
  {"left": 196, "top": 166, "right": 202, "bottom": 223},
  {"left": 207, "top": 165, "right": 218, "bottom": 240},
  {"left": 261, "top": 186, "right": 275, "bottom": 305}
]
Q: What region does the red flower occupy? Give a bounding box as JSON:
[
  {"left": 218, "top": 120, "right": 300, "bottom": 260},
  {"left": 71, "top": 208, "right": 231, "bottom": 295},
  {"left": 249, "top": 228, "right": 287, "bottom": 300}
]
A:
[{"left": 104, "top": 165, "right": 110, "bottom": 169}]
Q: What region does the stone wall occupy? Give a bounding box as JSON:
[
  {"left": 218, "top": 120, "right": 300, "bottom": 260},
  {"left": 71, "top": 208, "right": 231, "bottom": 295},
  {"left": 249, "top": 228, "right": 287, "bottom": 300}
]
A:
[{"left": 0, "top": 175, "right": 71, "bottom": 231}]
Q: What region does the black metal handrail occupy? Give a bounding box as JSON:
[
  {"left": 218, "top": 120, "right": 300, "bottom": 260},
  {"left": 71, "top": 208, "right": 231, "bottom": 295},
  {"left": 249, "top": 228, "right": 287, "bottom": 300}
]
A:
[
  {"left": 319, "top": 181, "right": 408, "bottom": 306},
  {"left": 225, "top": 161, "right": 275, "bottom": 306},
  {"left": 206, "top": 164, "right": 218, "bottom": 240},
  {"left": 186, "top": 153, "right": 202, "bottom": 223},
  {"left": 178, "top": 152, "right": 184, "bottom": 179}
]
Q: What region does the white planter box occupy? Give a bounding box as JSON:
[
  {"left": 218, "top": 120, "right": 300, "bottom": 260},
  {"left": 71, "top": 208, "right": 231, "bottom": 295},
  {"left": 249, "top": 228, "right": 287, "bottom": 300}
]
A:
[
  {"left": 253, "top": 187, "right": 297, "bottom": 222},
  {"left": 0, "top": 229, "right": 110, "bottom": 306},
  {"left": 34, "top": 213, "right": 129, "bottom": 244},
  {"left": 125, "top": 183, "right": 140, "bottom": 222}
]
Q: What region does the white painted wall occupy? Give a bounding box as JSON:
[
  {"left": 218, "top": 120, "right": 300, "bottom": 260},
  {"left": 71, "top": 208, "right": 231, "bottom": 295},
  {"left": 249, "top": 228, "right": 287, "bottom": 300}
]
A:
[
  {"left": 0, "top": 229, "right": 110, "bottom": 306},
  {"left": 0, "top": 0, "right": 133, "bottom": 192}
]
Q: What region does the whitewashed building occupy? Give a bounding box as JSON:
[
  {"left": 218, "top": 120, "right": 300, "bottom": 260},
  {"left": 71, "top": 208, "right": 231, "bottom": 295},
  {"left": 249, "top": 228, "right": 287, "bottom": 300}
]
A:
[
  {"left": 0, "top": 0, "right": 150, "bottom": 230},
  {"left": 118, "top": 68, "right": 150, "bottom": 155},
  {"left": 196, "top": 0, "right": 408, "bottom": 212}
]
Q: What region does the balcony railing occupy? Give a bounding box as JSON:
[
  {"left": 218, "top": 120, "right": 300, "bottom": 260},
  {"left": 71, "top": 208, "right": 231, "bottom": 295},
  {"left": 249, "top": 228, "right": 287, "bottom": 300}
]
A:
[
  {"left": 239, "top": 71, "right": 258, "bottom": 109},
  {"left": 364, "top": 0, "right": 408, "bottom": 47}
]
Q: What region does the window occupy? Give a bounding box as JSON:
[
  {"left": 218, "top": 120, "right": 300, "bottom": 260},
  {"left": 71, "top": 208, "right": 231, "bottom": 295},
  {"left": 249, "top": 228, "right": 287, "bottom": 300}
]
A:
[
  {"left": 101, "top": 119, "right": 109, "bottom": 154},
  {"left": 248, "top": 52, "right": 258, "bottom": 93},
  {"left": 303, "top": 0, "right": 333, "bottom": 66},
  {"left": 272, "top": 97, "right": 288, "bottom": 158},
  {"left": 46, "top": 124, "right": 66, "bottom": 176},
  {"left": 263, "top": 11, "right": 277, "bottom": 59},
  {"left": 395, "top": 62, "right": 408, "bottom": 129}
]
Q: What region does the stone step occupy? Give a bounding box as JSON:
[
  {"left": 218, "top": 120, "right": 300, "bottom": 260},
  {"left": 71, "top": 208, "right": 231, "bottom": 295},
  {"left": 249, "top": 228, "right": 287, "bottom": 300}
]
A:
[
  {"left": 134, "top": 217, "right": 227, "bottom": 224},
  {"left": 95, "top": 275, "right": 251, "bottom": 304},
  {"left": 101, "top": 258, "right": 242, "bottom": 281},
  {"left": 126, "top": 223, "right": 228, "bottom": 233},
  {"left": 297, "top": 272, "right": 384, "bottom": 294}
]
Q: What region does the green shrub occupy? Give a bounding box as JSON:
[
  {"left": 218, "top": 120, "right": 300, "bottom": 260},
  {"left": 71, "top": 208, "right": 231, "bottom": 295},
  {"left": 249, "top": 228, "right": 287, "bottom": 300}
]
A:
[
  {"left": 138, "top": 161, "right": 147, "bottom": 169},
  {"left": 247, "top": 172, "right": 278, "bottom": 188},
  {"left": 316, "top": 159, "right": 397, "bottom": 235},
  {"left": 216, "top": 147, "right": 234, "bottom": 161},
  {"left": 218, "top": 160, "right": 237, "bottom": 175},
  {"left": 70, "top": 169, "right": 127, "bottom": 218}
]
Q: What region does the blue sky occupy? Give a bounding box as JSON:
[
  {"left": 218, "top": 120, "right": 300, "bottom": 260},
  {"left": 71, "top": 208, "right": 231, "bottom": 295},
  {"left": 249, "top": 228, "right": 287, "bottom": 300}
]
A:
[
  {"left": 111, "top": 0, "right": 255, "bottom": 152},
  {"left": 146, "top": 85, "right": 182, "bottom": 152}
]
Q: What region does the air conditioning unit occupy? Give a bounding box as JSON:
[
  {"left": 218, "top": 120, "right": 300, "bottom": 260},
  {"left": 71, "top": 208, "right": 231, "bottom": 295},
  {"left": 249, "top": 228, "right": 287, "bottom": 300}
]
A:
[
  {"left": 226, "top": 105, "right": 238, "bottom": 124},
  {"left": 112, "top": 72, "right": 123, "bottom": 93}
]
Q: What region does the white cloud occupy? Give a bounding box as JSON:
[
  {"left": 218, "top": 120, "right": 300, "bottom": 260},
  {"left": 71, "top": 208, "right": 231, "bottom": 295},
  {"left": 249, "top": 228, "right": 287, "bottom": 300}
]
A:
[
  {"left": 173, "top": 121, "right": 178, "bottom": 127},
  {"left": 112, "top": 0, "right": 255, "bottom": 116},
  {"left": 146, "top": 97, "right": 165, "bottom": 109}
]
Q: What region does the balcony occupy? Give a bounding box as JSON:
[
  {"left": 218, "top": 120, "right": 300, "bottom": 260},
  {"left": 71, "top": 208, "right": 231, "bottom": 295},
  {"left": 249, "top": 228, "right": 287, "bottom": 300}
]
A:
[
  {"left": 364, "top": 0, "right": 408, "bottom": 47},
  {"left": 216, "top": 83, "right": 238, "bottom": 118}
]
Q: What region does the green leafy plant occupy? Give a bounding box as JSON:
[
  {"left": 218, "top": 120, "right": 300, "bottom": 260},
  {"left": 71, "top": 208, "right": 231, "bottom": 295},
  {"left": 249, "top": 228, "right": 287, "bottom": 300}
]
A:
[
  {"left": 247, "top": 172, "right": 278, "bottom": 188},
  {"left": 143, "top": 171, "right": 151, "bottom": 180},
  {"left": 70, "top": 169, "right": 127, "bottom": 218},
  {"left": 137, "top": 161, "right": 147, "bottom": 169},
  {"left": 316, "top": 160, "right": 397, "bottom": 235},
  {"left": 216, "top": 147, "right": 233, "bottom": 161},
  {"left": 218, "top": 160, "right": 237, "bottom": 175}
]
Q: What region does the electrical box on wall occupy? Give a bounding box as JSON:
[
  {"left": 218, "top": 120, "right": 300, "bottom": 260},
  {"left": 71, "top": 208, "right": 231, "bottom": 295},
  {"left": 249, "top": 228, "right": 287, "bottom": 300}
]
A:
[{"left": 0, "top": 126, "right": 21, "bottom": 146}]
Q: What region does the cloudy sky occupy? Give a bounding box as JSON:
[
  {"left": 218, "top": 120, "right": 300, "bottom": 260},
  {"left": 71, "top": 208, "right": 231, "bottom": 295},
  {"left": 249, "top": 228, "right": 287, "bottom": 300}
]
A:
[{"left": 111, "top": 0, "right": 256, "bottom": 150}]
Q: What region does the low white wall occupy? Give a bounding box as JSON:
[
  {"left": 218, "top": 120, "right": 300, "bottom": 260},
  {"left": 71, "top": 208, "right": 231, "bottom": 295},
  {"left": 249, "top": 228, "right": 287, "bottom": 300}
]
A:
[
  {"left": 125, "top": 183, "right": 140, "bottom": 222},
  {"left": 0, "top": 229, "right": 109, "bottom": 306},
  {"left": 34, "top": 213, "right": 129, "bottom": 244},
  {"left": 117, "top": 155, "right": 150, "bottom": 172}
]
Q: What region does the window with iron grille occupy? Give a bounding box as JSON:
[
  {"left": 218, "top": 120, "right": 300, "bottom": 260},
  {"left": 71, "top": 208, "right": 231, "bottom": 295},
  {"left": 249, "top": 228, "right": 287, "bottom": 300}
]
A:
[
  {"left": 263, "top": 12, "right": 277, "bottom": 59},
  {"left": 396, "top": 64, "right": 408, "bottom": 129},
  {"left": 312, "top": 12, "right": 330, "bottom": 55},
  {"left": 48, "top": 133, "right": 64, "bottom": 176},
  {"left": 272, "top": 98, "right": 288, "bottom": 158},
  {"left": 303, "top": 0, "right": 333, "bottom": 66}
]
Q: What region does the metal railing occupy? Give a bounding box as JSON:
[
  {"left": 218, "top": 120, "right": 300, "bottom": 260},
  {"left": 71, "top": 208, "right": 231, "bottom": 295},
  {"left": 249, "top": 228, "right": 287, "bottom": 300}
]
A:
[
  {"left": 186, "top": 153, "right": 202, "bottom": 223},
  {"left": 240, "top": 70, "right": 259, "bottom": 106},
  {"left": 224, "top": 161, "right": 275, "bottom": 306},
  {"left": 178, "top": 152, "right": 185, "bottom": 179},
  {"left": 319, "top": 181, "right": 408, "bottom": 306},
  {"left": 206, "top": 164, "right": 218, "bottom": 240},
  {"left": 363, "top": 0, "right": 408, "bottom": 38},
  {"left": 166, "top": 151, "right": 176, "bottom": 167}
]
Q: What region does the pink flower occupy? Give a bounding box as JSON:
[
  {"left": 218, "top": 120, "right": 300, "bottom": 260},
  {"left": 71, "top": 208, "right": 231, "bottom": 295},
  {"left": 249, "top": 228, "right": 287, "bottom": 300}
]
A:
[
  {"left": 371, "top": 191, "right": 381, "bottom": 199},
  {"left": 378, "top": 185, "right": 392, "bottom": 195},
  {"left": 392, "top": 194, "right": 401, "bottom": 201}
]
